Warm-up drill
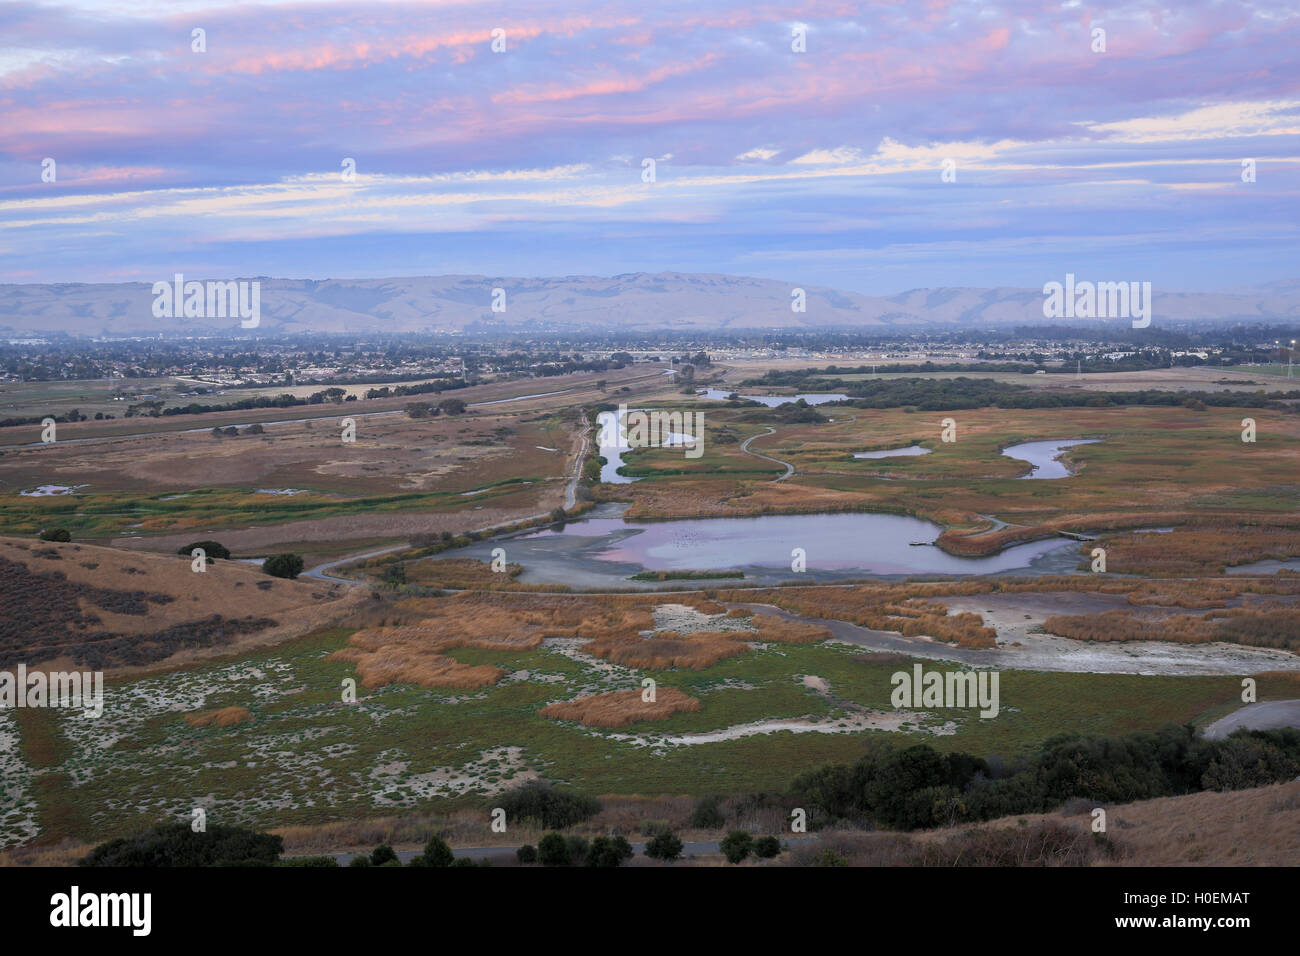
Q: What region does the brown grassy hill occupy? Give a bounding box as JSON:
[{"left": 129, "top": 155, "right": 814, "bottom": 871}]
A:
[
  {"left": 795, "top": 779, "right": 1300, "bottom": 866},
  {"left": 5, "top": 780, "right": 1296, "bottom": 867},
  {"left": 0, "top": 535, "right": 363, "bottom": 675}
]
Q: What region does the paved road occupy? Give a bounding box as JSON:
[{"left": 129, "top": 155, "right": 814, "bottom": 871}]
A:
[
  {"left": 301, "top": 544, "right": 410, "bottom": 582},
  {"left": 1203, "top": 700, "right": 1300, "bottom": 739},
  {"left": 740, "top": 426, "right": 794, "bottom": 481},
  {"left": 317, "top": 838, "right": 731, "bottom": 866}
]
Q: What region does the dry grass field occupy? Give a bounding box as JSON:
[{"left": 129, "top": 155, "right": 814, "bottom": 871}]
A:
[
  {"left": 183, "top": 706, "right": 252, "bottom": 728},
  {"left": 540, "top": 686, "right": 701, "bottom": 727},
  {"left": 4, "top": 373, "right": 1299, "bottom": 861},
  {"left": 0, "top": 535, "right": 361, "bottom": 673},
  {"left": 799, "top": 778, "right": 1300, "bottom": 867},
  {"left": 600, "top": 403, "right": 1300, "bottom": 562}
]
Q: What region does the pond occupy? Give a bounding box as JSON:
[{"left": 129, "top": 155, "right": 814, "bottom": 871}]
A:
[
  {"left": 436, "top": 505, "right": 1081, "bottom": 588},
  {"left": 1001, "top": 439, "right": 1099, "bottom": 479},
  {"left": 595, "top": 409, "right": 697, "bottom": 484},
  {"left": 854, "top": 445, "right": 932, "bottom": 460},
  {"left": 695, "top": 388, "right": 849, "bottom": 407}
]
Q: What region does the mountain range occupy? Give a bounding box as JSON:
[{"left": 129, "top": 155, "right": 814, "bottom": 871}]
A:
[{"left": 2, "top": 272, "right": 1297, "bottom": 336}]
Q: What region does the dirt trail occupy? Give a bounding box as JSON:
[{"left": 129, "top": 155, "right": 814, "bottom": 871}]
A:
[{"left": 740, "top": 427, "right": 794, "bottom": 481}]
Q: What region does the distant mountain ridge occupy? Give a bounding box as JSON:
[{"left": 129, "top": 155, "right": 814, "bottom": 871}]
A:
[{"left": 1, "top": 272, "right": 1297, "bottom": 335}]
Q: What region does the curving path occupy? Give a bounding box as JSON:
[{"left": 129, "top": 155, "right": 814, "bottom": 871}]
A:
[
  {"left": 1203, "top": 700, "right": 1300, "bottom": 739},
  {"left": 740, "top": 427, "right": 794, "bottom": 481}
]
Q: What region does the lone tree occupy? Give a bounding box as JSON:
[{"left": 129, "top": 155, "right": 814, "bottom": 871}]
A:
[
  {"left": 408, "top": 834, "right": 455, "bottom": 867},
  {"left": 585, "top": 836, "right": 634, "bottom": 868},
  {"left": 263, "top": 553, "right": 304, "bottom": 579},
  {"left": 178, "top": 540, "right": 230, "bottom": 561},
  {"left": 537, "top": 833, "right": 570, "bottom": 867},
  {"left": 720, "top": 830, "right": 753, "bottom": 864},
  {"left": 438, "top": 398, "right": 468, "bottom": 415},
  {"left": 644, "top": 829, "right": 683, "bottom": 862},
  {"left": 39, "top": 528, "right": 71, "bottom": 542},
  {"left": 369, "top": 844, "right": 398, "bottom": 866}
]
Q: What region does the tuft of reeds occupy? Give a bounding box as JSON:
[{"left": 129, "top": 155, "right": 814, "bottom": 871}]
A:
[{"left": 540, "top": 686, "right": 701, "bottom": 728}]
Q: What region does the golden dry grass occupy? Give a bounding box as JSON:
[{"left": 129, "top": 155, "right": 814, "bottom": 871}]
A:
[
  {"left": 784, "top": 780, "right": 1300, "bottom": 867},
  {"left": 749, "top": 613, "right": 832, "bottom": 643},
  {"left": 583, "top": 630, "right": 752, "bottom": 669},
  {"left": 1254, "top": 670, "right": 1300, "bottom": 695},
  {"left": 0, "top": 535, "right": 362, "bottom": 674},
  {"left": 331, "top": 642, "right": 504, "bottom": 690},
  {"left": 728, "top": 589, "right": 997, "bottom": 648},
  {"left": 403, "top": 557, "right": 523, "bottom": 588},
  {"left": 539, "top": 686, "right": 701, "bottom": 727},
  {"left": 1044, "top": 604, "right": 1300, "bottom": 652},
  {"left": 1097, "top": 522, "right": 1300, "bottom": 575},
  {"left": 183, "top": 705, "right": 252, "bottom": 728},
  {"left": 939, "top": 780, "right": 1300, "bottom": 867}
]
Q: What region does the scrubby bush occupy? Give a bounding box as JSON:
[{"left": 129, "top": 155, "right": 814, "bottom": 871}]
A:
[
  {"left": 753, "top": 836, "right": 782, "bottom": 859},
  {"left": 263, "top": 553, "right": 304, "bottom": 579},
  {"left": 645, "top": 829, "right": 683, "bottom": 862},
  {"left": 516, "top": 844, "right": 537, "bottom": 864},
  {"left": 537, "top": 833, "right": 570, "bottom": 867},
  {"left": 690, "top": 795, "right": 726, "bottom": 829},
  {"left": 720, "top": 830, "right": 754, "bottom": 864},
  {"left": 279, "top": 855, "right": 340, "bottom": 867},
  {"left": 80, "top": 823, "right": 282, "bottom": 867},
  {"left": 565, "top": 835, "right": 589, "bottom": 866},
  {"left": 585, "top": 836, "right": 633, "bottom": 868},
  {"left": 39, "top": 528, "right": 71, "bottom": 542},
  {"left": 492, "top": 781, "right": 601, "bottom": 830},
  {"left": 425, "top": 834, "right": 455, "bottom": 866},
  {"left": 785, "top": 726, "right": 1300, "bottom": 832},
  {"left": 178, "top": 540, "right": 231, "bottom": 561},
  {"left": 370, "top": 844, "right": 398, "bottom": 866}
]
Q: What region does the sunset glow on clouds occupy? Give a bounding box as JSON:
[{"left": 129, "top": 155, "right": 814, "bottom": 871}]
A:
[{"left": 0, "top": 0, "right": 1297, "bottom": 291}]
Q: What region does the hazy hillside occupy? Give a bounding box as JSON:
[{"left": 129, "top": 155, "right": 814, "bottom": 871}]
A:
[{"left": 1, "top": 272, "right": 1297, "bottom": 336}]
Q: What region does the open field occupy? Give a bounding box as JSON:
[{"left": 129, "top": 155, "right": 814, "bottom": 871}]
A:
[
  {"left": 705, "top": 360, "right": 1300, "bottom": 394},
  {"left": 0, "top": 364, "right": 658, "bottom": 447},
  {"left": 0, "top": 406, "right": 585, "bottom": 558},
  {"left": 0, "top": 535, "right": 361, "bottom": 674},
  {"left": 11, "top": 579, "right": 1298, "bottom": 849},
  {"left": 4, "top": 373, "right": 1300, "bottom": 857},
  {"left": 598, "top": 401, "right": 1300, "bottom": 562}
]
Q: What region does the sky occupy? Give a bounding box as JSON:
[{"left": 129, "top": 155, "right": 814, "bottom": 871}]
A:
[{"left": 0, "top": 0, "right": 1298, "bottom": 294}]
